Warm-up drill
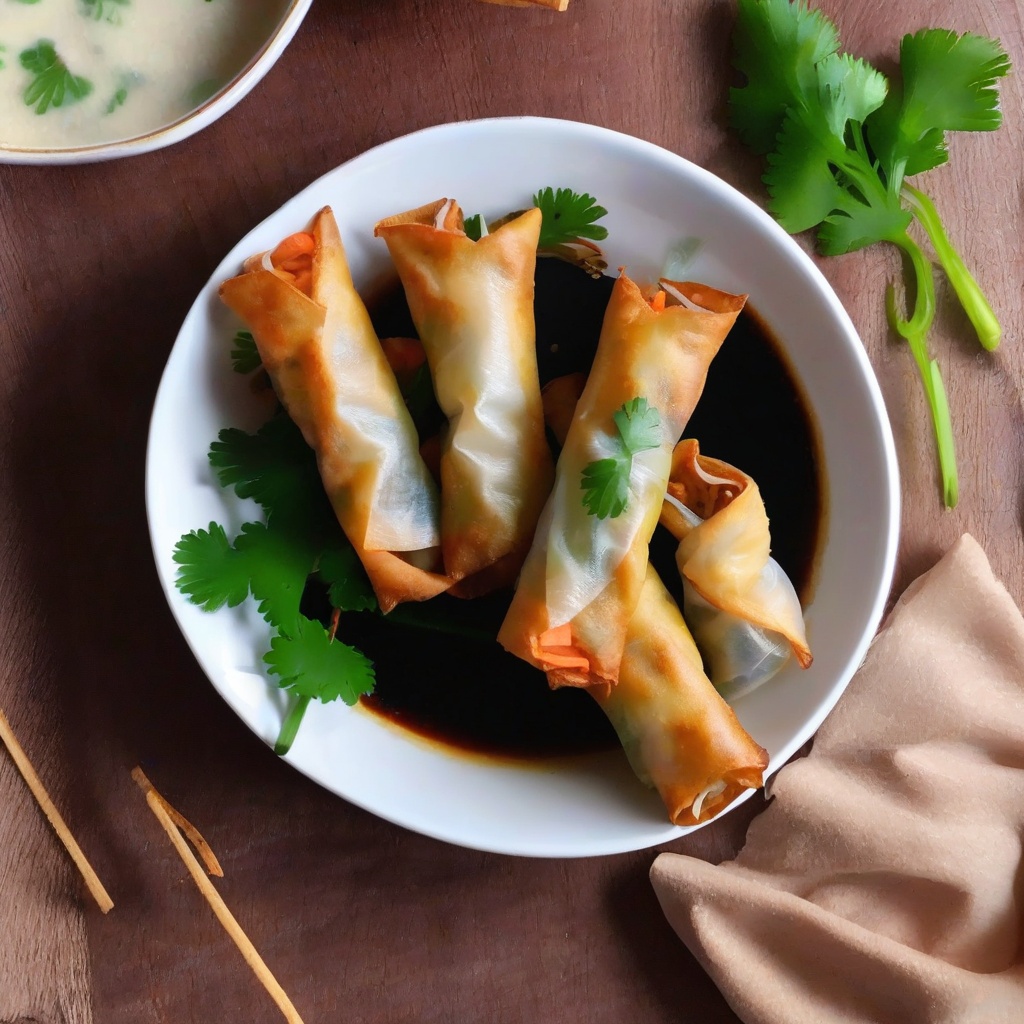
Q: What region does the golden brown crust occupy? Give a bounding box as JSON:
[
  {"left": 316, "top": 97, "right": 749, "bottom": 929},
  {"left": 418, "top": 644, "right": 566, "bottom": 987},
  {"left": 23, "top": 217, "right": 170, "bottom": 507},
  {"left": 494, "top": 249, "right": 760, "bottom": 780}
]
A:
[
  {"left": 662, "top": 439, "right": 813, "bottom": 668},
  {"left": 499, "top": 274, "right": 746, "bottom": 689},
  {"left": 594, "top": 566, "right": 768, "bottom": 825},
  {"left": 376, "top": 202, "right": 553, "bottom": 593},
  {"left": 220, "top": 206, "right": 451, "bottom": 611}
]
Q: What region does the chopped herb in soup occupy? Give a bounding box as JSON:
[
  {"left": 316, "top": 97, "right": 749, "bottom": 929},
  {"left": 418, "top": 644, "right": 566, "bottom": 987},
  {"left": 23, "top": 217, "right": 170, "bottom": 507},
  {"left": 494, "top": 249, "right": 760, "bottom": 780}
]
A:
[{"left": 0, "top": 0, "right": 289, "bottom": 149}]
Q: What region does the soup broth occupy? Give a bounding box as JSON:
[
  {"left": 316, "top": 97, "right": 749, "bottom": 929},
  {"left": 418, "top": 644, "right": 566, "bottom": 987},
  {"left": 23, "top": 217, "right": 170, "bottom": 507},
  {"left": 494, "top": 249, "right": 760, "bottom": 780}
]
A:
[{"left": 0, "top": 0, "right": 288, "bottom": 149}]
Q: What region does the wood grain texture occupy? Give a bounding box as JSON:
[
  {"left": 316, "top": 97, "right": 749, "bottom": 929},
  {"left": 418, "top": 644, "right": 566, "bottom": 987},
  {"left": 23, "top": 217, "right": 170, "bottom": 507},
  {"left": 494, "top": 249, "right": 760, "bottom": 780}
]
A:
[{"left": 0, "top": 0, "right": 1021, "bottom": 1021}]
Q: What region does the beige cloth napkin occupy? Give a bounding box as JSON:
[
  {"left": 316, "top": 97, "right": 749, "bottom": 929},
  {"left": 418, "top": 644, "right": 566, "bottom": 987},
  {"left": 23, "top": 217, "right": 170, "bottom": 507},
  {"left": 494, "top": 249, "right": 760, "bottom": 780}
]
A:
[{"left": 651, "top": 534, "right": 1024, "bottom": 1024}]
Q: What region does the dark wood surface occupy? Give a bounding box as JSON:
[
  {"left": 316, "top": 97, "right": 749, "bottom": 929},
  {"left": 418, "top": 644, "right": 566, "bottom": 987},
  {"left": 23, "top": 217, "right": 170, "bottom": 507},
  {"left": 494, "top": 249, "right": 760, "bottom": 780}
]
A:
[{"left": 1, "top": 1, "right": 1021, "bottom": 1021}]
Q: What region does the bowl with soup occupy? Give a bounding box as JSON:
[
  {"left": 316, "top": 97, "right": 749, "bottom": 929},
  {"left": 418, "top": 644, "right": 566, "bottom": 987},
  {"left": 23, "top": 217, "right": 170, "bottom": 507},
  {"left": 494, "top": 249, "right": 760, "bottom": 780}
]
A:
[{"left": 0, "top": 0, "right": 311, "bottom": 164}]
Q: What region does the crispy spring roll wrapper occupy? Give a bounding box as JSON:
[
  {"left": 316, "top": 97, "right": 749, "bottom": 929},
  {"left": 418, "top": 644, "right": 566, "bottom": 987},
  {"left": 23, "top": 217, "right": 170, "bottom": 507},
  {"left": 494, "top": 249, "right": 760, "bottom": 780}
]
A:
[
  {"left": 660, "top": 439, "right": 812, "bottom": 675},
  {"left": 219, "top": 207, "right": 450, "bottom": 613},
  {"left": 541, "top": 372, "right": 768, "bottom": 823},
  {"left": 598, "top": 565, "right": 769, "bottom": 824},
  {"left": 374, "top": 200, "right": 553, "bottom": 596},
  {"left": 499, "top": 275, "right": 747, "bottom": 689}
]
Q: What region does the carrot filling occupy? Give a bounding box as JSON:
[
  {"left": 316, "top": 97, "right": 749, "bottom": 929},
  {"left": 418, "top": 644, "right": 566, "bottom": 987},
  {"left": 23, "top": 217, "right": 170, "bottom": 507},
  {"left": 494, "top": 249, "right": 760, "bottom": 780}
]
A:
[
  {"left": 536, "top": 623, "right": 590, "bottom": 671},
  {"left": 269, "top": 232, "right": 315, "bottom": 295}
]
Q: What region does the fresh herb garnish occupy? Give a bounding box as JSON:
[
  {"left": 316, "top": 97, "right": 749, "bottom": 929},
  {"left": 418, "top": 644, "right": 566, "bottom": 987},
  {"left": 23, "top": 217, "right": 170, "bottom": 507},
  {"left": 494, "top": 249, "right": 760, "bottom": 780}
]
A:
[
  {"left": 105, "top": 85, "right": 128, "bottom": 114},
  {"left": 20, "top": 40, "right": 93, "bottom": 115},
  {"left": 229, "top": 329, "right": 261, "bottom": 374},
  {"left": 463, "top": 213, "right": 484, "bottom": 241},
  {"left": 174, "top": 412, "right": 377, "bottom": 754},
  {"left": 533, "top": 187, "right": 609, "bottom": 248},
  {"left": 265, "top": 617, "right": 376, "bottom": 756},
  {"left": 581, "top": 398, "right": 661, "bottom": 519},
  {"left": 80, "top": 0, "right": 130, "bottom": 24},
  {"left": 730, "top": 0, "right": 1010, "bottom": 507}
]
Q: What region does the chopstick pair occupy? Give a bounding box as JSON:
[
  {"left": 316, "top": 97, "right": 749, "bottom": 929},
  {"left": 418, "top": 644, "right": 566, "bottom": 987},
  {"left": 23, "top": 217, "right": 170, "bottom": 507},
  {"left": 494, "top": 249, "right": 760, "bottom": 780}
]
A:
[{"left": 0, "top": 705, "right": 305, "bottom": 1024}]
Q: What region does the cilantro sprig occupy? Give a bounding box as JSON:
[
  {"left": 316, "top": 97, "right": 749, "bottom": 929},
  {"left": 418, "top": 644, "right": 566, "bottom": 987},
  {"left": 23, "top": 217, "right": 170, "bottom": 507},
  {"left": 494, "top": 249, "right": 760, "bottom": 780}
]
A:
[
  {"left": 581, "top": 398, "right": 662, "bottom": 519},
  {"left": 174, "top": 411, "right": 377, "bottom": 754},
  {"left": 464, "top": 188, "right": 609, "bottom": 275},
  {"left": 730, "top": 0, "right": 1010, "bottom": 507},
  {"left": 533, "top": 187, "right": 609, "bottom": 248},
  {"left": 265, "top": 617, "right": 376, "bottom": 755}
]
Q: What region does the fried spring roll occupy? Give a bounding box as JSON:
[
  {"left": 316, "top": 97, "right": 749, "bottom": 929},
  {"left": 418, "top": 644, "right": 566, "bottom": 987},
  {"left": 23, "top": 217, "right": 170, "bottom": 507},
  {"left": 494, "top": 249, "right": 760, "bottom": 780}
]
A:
[
  {"left": 499, "top": 275, "right": 746, "bottom": 689},
  {"left": 219, "top": 206, "right": 450, "bottom": 612},
  {"left": 660, "top": 439, "right": 812, "bottom": 684},
  {"left": 374, "top": 200, "right": 554, "bottom": 595},
  {"left": 599, "top": 565, "right": 769, "bottom": 824},
  {"left": 540, "top": 371, "right": 768, "bottom": 822}
]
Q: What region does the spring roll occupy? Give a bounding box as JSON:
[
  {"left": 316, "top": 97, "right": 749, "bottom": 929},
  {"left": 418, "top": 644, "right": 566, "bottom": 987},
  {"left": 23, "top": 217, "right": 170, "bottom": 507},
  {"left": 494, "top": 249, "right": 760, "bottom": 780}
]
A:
[
  {"left": 660, "top": 439, "right": 812, "bottom": 689},
  {"left": 374, "top": 200, "right": 554, "bottom": 596},
  {"left": 599, "top": 565, "right": 769, "bottom": 824},
  {"left": 540, "top": 371, "right": 768, "bottom": 822},
  {"left": 499, "top": 275, "right": 747, "bottom": 689},
  {"left": 219, "top": 206, "right": 450, "bottom": 613}
]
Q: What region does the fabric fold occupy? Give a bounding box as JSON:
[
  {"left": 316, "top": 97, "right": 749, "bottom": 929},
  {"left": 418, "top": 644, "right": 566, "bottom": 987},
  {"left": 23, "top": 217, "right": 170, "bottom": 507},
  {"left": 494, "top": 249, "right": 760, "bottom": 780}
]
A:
[{"left": 651, "top": 534, "right": 1024, "bottom": 1024}]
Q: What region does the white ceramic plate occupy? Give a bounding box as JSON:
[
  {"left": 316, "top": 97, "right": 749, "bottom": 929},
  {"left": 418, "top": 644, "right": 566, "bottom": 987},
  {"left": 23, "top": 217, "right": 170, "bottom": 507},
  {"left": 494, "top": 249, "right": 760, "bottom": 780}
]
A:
[{"left": 146, "top": 117, "right": 899, "bottom": 858}]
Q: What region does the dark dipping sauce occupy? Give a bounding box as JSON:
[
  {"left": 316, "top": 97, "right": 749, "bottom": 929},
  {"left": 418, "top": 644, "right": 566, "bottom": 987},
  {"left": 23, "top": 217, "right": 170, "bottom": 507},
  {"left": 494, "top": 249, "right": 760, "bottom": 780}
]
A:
[{"left": 348, "top": 258, "right": 823, "bottom": 761}]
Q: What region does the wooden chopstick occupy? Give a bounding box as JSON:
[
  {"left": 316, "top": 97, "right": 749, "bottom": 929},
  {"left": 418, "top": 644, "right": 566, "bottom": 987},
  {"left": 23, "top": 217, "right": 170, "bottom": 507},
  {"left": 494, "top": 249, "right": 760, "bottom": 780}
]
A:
[
  {"left": 0, "top": 706, "right": 113, "bottom": 913},
  {"left": 132, "top": 767, "right": 305, "bottom": 1024}
]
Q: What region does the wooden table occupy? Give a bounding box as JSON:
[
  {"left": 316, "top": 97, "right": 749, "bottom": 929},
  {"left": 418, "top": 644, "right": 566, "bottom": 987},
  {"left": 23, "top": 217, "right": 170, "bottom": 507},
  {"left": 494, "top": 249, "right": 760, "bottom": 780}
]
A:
[{"left": 1, "top": 1, "right": 1021, "bottom": 1021}]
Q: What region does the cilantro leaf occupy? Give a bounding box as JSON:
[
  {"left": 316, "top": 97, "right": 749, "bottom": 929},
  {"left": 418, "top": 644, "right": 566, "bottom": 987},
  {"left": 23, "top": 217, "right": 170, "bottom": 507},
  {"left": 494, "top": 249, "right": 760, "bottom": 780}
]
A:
[
  {"left": 581, "top": 457, "right": 631, "bottom": 520},
  {"left": 20, "top": 40, "right": 93, "bottom": 115},
  {"left": 173, "top": 523, "right": 251, "bottom": 612},
  {"left": 234, "top": 521, "right": 318, "bottom": 630},
  {"left": 80, "top": 0, "right": 130, "bottom": 24},
  {"left": 533, "top": 188, "right": 609, "bottom": 248},
  {"left": 463, "top": 214, "right": 484, "bottom": 241},
  {"left": 817, "top": 184, "right": 911, "bottom": 257},
  {"left": 265, "top": 616, "right": 375, "bottom": 706},
  {"left": 866, "top": 30, "right": 1011, "bottom": 188},
  {"left": 613, "top": 397, "right": 662, "bottom": 453},
  {"left": 729, "top": 0, "right": 839, "bottom": 153},
  {"left": 581, "top": 398, "right": 661, "bottom": 519},
  {"left": 229, "top": 330, "right": 261, "bottom": 374},
  {"left": 815, "top": 53, "right": 888, "bottom": 141},
  {"left": 209, "top": 414, "right": 336, "bottom": 534},
  {"left": 317, "top": 541, "right": 377, "bottom": 613}
]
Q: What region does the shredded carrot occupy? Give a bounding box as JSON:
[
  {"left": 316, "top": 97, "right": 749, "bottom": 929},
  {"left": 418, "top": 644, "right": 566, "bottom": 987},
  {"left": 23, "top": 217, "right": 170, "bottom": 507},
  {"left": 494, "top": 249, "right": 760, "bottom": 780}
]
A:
[
  {"left": 267, "top": 233, "right": 315, "bottom": 295},
  {"left": 270, "top": 232, "right": 314, "bottom": 266},
  {"left": 649, "top": 289, "right": 667, "bottom": 312},
  {"left": 536, "top": 625, "right": 590, "bottom": 671}
]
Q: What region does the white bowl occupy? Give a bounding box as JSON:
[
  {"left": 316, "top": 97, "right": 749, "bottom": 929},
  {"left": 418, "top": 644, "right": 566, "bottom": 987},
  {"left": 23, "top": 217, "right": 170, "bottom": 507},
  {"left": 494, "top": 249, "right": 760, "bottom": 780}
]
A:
[
  {"left": 0, "top": 0, "right": 311, "bottom": 165},
  {"left": 146, "top": 117, "right": 900, "bottom": 857}
]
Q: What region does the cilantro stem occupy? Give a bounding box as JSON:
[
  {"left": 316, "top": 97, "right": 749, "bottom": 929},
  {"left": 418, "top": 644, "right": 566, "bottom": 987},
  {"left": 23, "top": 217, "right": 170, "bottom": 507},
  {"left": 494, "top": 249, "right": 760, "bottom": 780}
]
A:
[
  {"left": 887, "top": 232, "right": 958, "bottom": 507},
  {"left": 274, "top": 696, "right": 310, "bottom": 756},
  {"left": 901, "top": 183, "right": 1001, "bottom": 351}
]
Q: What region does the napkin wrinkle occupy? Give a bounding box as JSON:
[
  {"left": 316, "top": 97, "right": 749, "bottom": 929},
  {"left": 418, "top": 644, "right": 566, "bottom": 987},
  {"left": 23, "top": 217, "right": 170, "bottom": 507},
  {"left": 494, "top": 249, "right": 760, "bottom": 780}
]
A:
[{"left": 651, "top": 534, "right": 1024, "bottom": 1023}]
